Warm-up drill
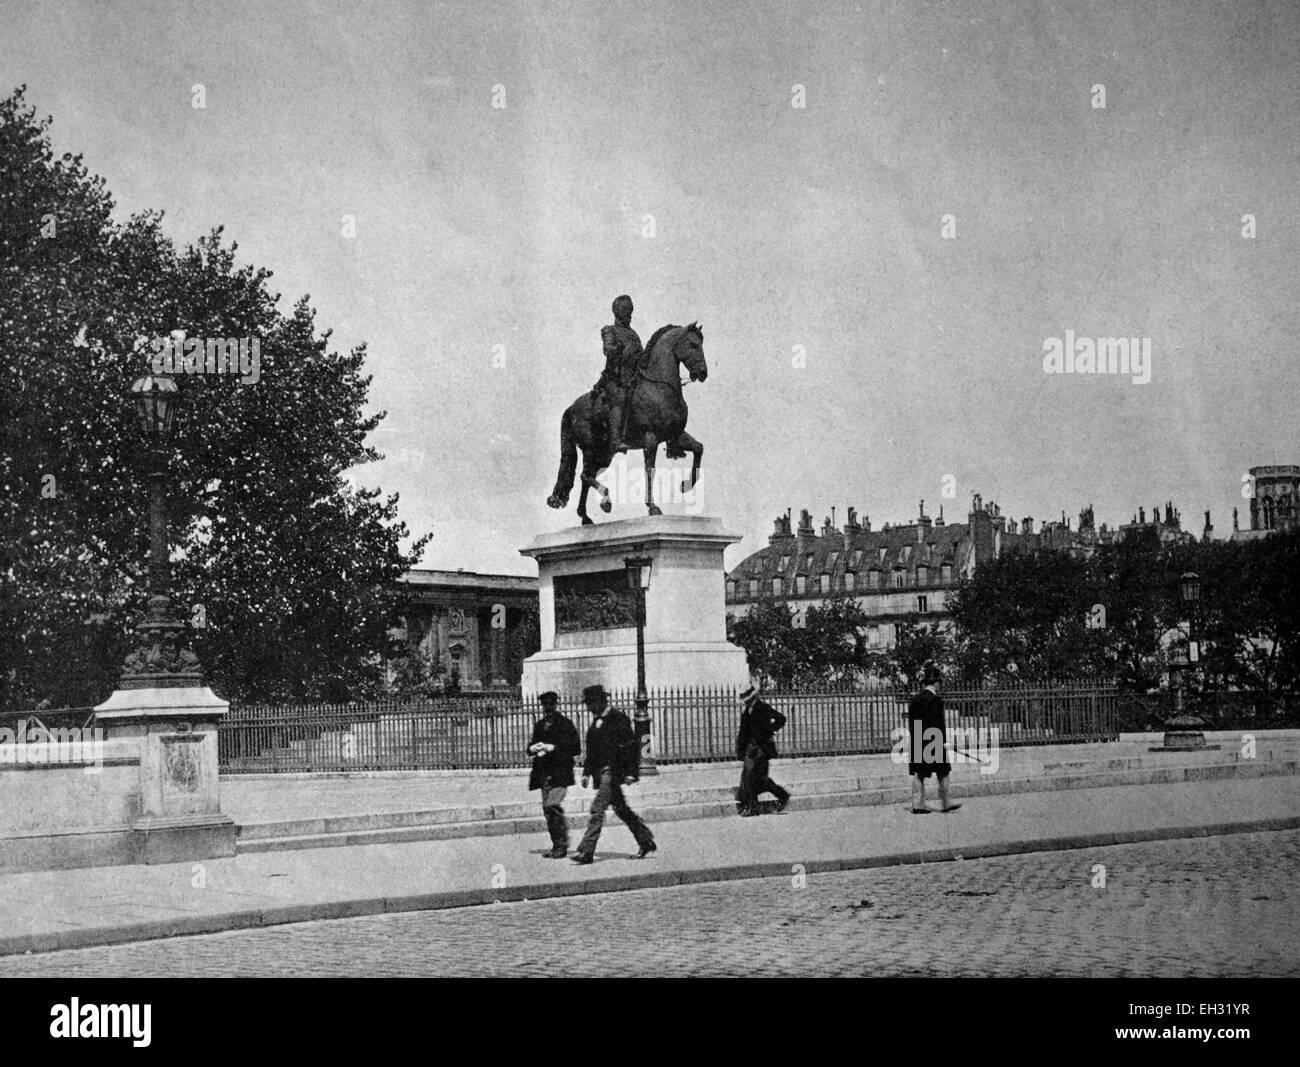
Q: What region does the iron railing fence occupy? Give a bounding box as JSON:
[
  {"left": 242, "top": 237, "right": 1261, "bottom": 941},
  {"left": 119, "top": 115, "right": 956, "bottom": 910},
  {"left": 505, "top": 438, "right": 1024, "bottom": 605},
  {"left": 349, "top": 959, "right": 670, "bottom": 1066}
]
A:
[
  {"left": 219, "top": 680, "right": 1119, "bottom": 773},
  {"left": 1116, "top": 689, "right": 1300, "bottom": 732}
]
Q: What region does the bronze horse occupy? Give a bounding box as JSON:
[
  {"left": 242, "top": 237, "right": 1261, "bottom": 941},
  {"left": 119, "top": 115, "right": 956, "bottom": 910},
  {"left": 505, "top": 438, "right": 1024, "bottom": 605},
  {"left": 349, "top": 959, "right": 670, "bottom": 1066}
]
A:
[{"left": 547, "top": 323, "right": 707, "bottom": 524}]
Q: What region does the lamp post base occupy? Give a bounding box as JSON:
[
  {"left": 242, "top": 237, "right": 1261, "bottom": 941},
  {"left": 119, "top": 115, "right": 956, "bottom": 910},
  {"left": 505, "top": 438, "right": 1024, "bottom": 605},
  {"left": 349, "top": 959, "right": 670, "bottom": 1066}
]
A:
[
  {"left": 1149, "top": 711, "right": 1220, "bottom": 753},
  {"left": 633, "top": 697, "right": 659, "bottom": 777}
]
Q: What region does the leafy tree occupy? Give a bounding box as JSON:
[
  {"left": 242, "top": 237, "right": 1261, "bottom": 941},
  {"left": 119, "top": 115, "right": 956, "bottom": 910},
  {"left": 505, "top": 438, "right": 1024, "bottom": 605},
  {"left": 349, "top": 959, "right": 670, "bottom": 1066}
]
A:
[
  {"left": 1089, "top": 528, "right": 1169, "bottom": 690},
  {"left": 872, "top": 618, "right": 955, "bottom": 689},
  {"left": 385, "top": 645, "right": 446, "bottom": 700},
  {"left": 727, "top": 601, "right": 808, "bottom": 688},
  {"left": 728, "top": 594, "right": 877, "bottom": 688},
  {"left": 948, "top": 549, "right": 1109, "bottom": 682},
  {"left": 0, "top": 86, "right": 429, "bottom": 709}
]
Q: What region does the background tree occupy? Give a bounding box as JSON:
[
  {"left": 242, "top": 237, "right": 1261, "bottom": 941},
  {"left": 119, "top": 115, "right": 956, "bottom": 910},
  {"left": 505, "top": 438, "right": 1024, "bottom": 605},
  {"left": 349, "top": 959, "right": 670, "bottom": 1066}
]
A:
[
  {"left": 1089, "top": 528, "right": 1168, "bottom": 690},
  {"left": 0, "top": 87, "right": 429, "bottom": 709},
  {"left": 949, "top": 549, "right": 1108, "bottom": 682},
  {"left": 727, "top": 601, "right": 808, "bottom": 688},
  {"left": 871, "top": 618, "right": 955, "bottom": 689}
]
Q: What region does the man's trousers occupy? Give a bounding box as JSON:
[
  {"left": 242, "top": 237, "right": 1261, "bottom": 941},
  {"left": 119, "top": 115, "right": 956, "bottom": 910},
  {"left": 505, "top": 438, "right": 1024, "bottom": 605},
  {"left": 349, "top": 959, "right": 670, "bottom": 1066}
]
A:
[
  {"left": 541, "top": 785, "right": 569, "bottom": 851},
  {"left": 738, "top": 746, "right": 790, "bottom": 812},
  {"left": 576, "top": 768, "right": 654, "bottom": 857}
]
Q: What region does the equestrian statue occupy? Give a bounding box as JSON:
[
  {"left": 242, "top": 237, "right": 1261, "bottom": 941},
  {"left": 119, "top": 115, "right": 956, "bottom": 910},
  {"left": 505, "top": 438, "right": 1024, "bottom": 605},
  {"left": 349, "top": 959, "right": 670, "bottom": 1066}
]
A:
[{"left": 547, "top": 294, "right": 708, "bottom": 524}]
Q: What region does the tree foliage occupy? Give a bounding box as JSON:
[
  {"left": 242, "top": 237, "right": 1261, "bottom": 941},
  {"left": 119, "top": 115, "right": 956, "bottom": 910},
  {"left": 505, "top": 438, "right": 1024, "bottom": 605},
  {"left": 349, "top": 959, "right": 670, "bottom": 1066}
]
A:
[
  {"left": 949, "top": 528, "right": 1300, "bottom": 692},
  {"left": 0, "top": 86, "right": 429, "bottom": 709}
]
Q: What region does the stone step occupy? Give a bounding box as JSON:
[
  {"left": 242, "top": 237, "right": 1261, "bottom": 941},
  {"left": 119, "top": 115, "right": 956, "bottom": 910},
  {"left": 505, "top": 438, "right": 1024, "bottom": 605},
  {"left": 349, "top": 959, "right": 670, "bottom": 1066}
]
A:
[{"left": 234, "top": 758, "right": 1300, "bottom": 854}]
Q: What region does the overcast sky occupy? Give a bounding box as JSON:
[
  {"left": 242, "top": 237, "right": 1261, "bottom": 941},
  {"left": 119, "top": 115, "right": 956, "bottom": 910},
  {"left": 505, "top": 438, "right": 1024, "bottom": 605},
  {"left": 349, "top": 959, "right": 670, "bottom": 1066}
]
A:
[{"left": 5, "top": 0, "right": 1298, "bottom": 574}]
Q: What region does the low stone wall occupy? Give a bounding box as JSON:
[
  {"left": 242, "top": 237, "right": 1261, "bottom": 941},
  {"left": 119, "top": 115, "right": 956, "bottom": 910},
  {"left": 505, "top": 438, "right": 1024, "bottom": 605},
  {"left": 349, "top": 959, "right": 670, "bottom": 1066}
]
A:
[
  {"left": 1, "top": 722, "right": 236, "bottom": 873},
  {"left": 0, "top": 738, "right": 141, "bottom": 872}
]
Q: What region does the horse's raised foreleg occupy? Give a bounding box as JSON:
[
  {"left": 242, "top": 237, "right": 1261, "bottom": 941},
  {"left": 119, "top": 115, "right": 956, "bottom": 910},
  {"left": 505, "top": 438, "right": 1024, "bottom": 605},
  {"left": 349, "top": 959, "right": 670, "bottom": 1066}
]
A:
[
  {"left": 642, "top": 433, "right": 661, "bottom": 516},
  {"left": 673, "top": 430, "right": 703, "bottom": 494},
  {"left": 589, "top": 474, "right": 611, "bottom": 514}
]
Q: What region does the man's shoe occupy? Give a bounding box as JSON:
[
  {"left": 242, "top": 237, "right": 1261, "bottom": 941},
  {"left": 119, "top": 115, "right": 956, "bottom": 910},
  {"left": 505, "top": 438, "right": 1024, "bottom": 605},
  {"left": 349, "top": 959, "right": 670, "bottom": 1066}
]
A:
[
  {"left": 570, "top": 853, "right": 593, "bottom": 865},
  {"left": 635, "top": 842, "right": 657, "bottom": 859},
  {"left": 775, "top": 795, "right": 791, "bottom": 813},
  {"left": 940, "top": 804, "right": 962, "bottom": 814},
  {"left": 910, "top": 808, "right": 932, "bottom": 815},
  {"left": 547, "top": 846, "right": 568, "bottom": 858},
  {"left": 739, "top": 808, "right": 759, "bottom": 817}
]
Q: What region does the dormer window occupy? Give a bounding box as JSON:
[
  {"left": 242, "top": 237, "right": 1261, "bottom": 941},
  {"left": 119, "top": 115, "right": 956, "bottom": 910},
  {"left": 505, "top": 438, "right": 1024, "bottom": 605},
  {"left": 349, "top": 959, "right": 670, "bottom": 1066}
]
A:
[
  {"left": 851, "top": 549, "right": 863, "bottom": 568},
  {"left": 749, "top": 578, "right": 759, "bottom": 598}
]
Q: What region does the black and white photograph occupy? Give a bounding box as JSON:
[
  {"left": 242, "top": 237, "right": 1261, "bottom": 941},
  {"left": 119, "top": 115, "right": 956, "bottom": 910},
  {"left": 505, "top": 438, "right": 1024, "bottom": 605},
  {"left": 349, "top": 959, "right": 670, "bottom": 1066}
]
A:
[{"left": 1, "top": 0, "right": 1297, "bottom": 1026}]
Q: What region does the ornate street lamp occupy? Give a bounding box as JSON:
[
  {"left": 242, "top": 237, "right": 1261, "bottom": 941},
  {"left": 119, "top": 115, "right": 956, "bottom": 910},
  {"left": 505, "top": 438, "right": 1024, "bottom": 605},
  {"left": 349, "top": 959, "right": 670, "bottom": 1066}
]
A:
[
  {"left": 87, "top": 366, "right": 236, "bottom": 868},
  {"left": 624, "top": 554, "right": 657, "bottom": 776},
  {"left": 120, "top": 371, "right": 202, "bottom": 687},
  {"left": 1152, "top": 570, "right": 1215, "bottom": 752}
]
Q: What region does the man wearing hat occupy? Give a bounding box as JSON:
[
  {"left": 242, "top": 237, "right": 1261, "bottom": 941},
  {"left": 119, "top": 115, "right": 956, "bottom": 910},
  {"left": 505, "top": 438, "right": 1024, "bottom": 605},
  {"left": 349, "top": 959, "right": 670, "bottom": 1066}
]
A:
[
  {"left": 907, "top": 665, "right": 961, "bottom": 814},
  {"left": 571, "top": 684, "right": 656, "bottom": 864},
  {"left": 735, "top": 683, "right": 791, "bottom": 816},
  {"left": 527, "top": 691, "right": 582, "bottom": 858}
]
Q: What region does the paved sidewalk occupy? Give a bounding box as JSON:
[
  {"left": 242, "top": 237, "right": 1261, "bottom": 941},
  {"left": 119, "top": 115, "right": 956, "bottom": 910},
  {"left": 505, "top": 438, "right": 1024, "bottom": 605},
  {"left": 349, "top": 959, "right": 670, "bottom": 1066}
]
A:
[
  {"left": 221, "top": 735, "right": 1297, "bottom": 822},
  {"left": 3, "top": 775, "right": 1299, "bottom": 958}
]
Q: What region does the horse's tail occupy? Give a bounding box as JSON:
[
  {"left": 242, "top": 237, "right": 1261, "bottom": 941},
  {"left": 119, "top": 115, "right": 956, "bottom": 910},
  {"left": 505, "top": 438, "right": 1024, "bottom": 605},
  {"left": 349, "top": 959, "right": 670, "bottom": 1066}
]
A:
[{"left": 546, "top": 405, "right": 578, "bottom": 509}]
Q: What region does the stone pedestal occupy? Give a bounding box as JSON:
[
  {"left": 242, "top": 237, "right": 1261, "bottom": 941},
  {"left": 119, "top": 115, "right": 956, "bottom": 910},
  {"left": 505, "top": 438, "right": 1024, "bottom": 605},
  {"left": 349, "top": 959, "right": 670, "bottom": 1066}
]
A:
[
  {"left": 520, "top": 515, "right": 751, "bottom": 699},
  {"left": 94, "top": 685, "right": 236, "bottom": 864}
]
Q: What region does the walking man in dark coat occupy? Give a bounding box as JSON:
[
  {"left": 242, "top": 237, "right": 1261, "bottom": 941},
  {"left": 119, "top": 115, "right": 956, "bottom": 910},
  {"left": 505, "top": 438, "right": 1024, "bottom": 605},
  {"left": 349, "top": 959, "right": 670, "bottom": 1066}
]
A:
[
  {"left": 735, "top": 683, "right": 791, "bottom": 816},
  {"left": 571, "top": 684, "right": 656, "bottom": 864},
  {"left": 907, "top": 665, "right": 960, "bottom": 814},
  {"left": 527, "top": 691, "right": 582, "bottom": 858}
]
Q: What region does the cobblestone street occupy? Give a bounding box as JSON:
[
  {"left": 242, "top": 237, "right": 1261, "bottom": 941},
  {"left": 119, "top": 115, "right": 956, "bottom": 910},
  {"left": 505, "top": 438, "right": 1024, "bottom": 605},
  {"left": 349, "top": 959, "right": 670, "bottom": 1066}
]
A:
[{"left": 4, "top": 830, "right": 1298, "bottom": 977}]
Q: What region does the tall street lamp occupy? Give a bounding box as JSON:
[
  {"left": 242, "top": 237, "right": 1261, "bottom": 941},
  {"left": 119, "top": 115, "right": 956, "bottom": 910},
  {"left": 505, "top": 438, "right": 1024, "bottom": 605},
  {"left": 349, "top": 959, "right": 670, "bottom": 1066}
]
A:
[
  {"left": 1180, "top": 571, "right": 1201, "bottom": 664},
  {"left": 119, "top": 371, "right": 202, "bottom": 687},
  {"left": 88, "top": 365, "right": 237, "bottom": 869},
  {"left": 624, "top": 554, "right": 657, "bottom": 776},
  {"left": 1154, "top": 570, "right": 1214, "bottom": 752}
]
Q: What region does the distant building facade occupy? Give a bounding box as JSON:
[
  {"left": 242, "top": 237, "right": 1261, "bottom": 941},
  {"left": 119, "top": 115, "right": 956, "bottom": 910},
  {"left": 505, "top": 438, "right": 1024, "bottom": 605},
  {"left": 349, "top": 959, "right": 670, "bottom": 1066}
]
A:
[
  {"left": 726, "top": 496, "right": 1153, "bottom": 649},
  {"left": 393, "top": 569, "right": 539, "bottom": 689},
  {"left": 1232, "top": 465, "right": 1300, "bottom": 542}
]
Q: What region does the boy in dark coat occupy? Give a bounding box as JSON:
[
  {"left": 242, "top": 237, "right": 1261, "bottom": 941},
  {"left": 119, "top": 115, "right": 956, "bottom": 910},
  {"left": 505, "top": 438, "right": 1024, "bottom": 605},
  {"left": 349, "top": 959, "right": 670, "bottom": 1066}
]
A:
[
  {"left": 907, "top": 666, "right": 960, "bottom": 814},
  {"left": 571, "top": 684, "right": 656, "bottom": 863},
  {"left": 527, "top": 691, "right": 582, "bottom": 857},
  {"left": 735, "top": 683, "right": 791, "bottom": 816}
]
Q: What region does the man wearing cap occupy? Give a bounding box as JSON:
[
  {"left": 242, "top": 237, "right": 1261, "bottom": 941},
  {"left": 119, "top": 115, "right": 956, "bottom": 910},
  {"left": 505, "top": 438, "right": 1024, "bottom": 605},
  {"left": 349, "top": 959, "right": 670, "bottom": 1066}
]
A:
[
  {"left": 571, "top": 684, "right": 656, "bottom": 864},
  {"left": 907, "top": 665, "right": 961, "bottom": 814},
  {"left": 527, "top": 691, "right": 582, "bottom": 858},
  {"left": 735, "top": 683, "right": 791, "bottom": 816}
]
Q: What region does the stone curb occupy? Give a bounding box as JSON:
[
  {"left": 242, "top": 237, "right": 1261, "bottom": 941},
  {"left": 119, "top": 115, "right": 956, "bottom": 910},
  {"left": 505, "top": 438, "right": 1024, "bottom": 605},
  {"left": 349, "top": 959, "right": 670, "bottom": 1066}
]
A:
[{"left": 4, "top": 815, "right": 1299, "bottom": 959}]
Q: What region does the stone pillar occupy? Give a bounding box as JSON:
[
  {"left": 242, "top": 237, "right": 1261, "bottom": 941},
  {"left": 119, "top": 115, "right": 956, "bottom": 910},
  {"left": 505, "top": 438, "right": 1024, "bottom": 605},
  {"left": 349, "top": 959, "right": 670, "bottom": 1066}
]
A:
[
  {"left": 519, "top": 515, "right": 751, "bottom": 698},
  {"left": 93, "top": 595, "right": 236, "bottom": 864}
]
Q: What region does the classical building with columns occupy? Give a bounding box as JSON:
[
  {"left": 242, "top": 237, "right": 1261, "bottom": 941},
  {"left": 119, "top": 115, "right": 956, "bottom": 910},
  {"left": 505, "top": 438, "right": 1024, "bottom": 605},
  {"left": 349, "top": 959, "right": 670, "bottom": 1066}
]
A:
[{"left": 393, "top": 569, "right": 538, "bottom": 689}]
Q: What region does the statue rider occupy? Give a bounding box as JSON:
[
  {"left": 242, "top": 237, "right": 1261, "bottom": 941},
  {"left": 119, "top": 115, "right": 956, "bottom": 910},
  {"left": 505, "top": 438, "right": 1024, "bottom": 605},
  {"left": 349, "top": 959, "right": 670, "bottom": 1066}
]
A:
[{"left": 593, "top": 294, "right": 642, "bottom": 453}]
